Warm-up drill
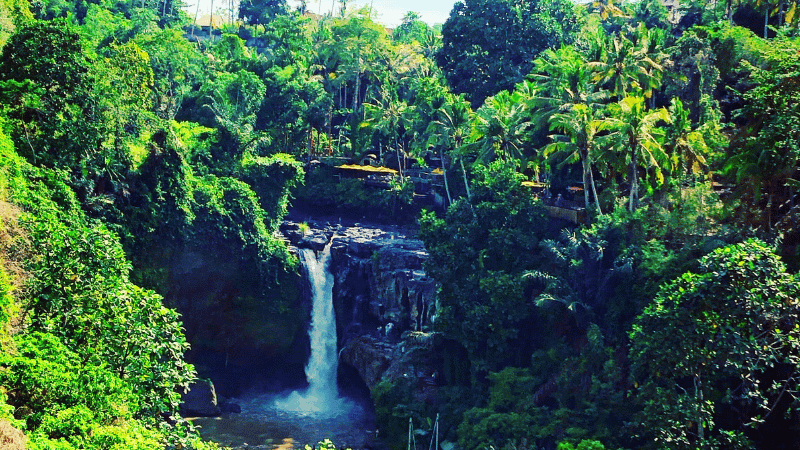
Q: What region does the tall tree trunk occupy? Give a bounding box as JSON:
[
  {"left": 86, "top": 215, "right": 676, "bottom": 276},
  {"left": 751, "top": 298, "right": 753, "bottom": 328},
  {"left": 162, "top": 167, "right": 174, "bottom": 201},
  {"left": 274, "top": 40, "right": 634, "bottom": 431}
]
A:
[
  {"left": 395, "top": 136, "right": 403, "bottom": 178},
  {"left": 192, "top": 0, "right": 201, "bottom": 37},
  {"left": 328, "top": 105, "right": 333, "bottom": 144},
  {"left": 695, "top": 374, "right": 705, "bottom": 443},
  {"left": 440, "top": 147, "right": 452, "bottom": 208},
  {"left": 589, "top": 164, "right": 603, "bottom": 216},
  {"left": 210, "top": 0, "right": 215, "bottom": 41},
  {"left": 581, "top": 148, "right": 592, "bottom": 212},
  {"left": 460, "top": 158, "right": 472, "bottom": 201},
  {"left": 352, "top": 72, "right": 360, "bottom": 119},
  {"left": 629, "top": 148, "right": 639, "bottom": 212},
  {"left": 765, "top": 4, "right": 770, "bottom": 38},
  {"left": 727, "top": 0, "right": 733, "bottom": 23},
  {"left": 307, "top": 128, "right": 312, "bottom": 160}
]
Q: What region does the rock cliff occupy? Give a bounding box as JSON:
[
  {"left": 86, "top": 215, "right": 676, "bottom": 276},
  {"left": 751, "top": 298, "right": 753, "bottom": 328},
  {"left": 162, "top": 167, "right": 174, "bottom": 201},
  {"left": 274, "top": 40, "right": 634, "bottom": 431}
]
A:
[
  {"left": 164, "top": 242, "right": 307, "bottom": 397},
  {"left": 280, "top": 220, "right": 441, "bottom": 395}
]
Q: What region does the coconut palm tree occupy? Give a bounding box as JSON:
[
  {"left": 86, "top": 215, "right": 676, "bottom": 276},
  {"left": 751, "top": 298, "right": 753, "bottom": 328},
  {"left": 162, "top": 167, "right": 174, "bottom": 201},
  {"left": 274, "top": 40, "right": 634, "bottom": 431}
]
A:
[
  {"left": 588, "top": 23, "right": 665, "bottom": 102},
  {"left": 545, "top": 102, "right": 605, "bottom": 217},
  {"left": 427, "top": 94, "right": 474, "bottom": 202},
  {"left": 532, "top": 44, "right": 609, "bottom": 218},
  {"left": 364, "top": 86, "right": 411, "bottom": 176},
  {"left": 531, "top": 45, "right": 606, "bottom": 116},
  {"left": 665, "top": 97, "right": 708, "bottom": 177},
  {"left": 466, "top": 90, "right": 533, "bottom": 166},
  {"left": 599, "top": 95, "right": 670, "bottom": 212}
]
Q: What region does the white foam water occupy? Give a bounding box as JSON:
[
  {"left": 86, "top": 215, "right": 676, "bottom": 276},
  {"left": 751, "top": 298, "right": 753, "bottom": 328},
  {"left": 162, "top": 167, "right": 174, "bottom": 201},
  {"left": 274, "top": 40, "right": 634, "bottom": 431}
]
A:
[{"left": 275, "top": 243, "right": 351, "bottom": 416}]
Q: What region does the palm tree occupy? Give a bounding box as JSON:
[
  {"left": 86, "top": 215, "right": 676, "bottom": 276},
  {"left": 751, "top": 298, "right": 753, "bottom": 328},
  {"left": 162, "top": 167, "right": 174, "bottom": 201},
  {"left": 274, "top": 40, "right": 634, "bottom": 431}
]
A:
[
  {"left": 532, "top": 46, "right": 606, "bottom": 113},
  {"left": 426, "top": 95, "right": 474, "bottom": 202},
  {"left": 545, "top": 103, "right": 605, "bottom": 217},
  {"left": 588, "top": 23, "right": 665, "bottom": 102},
  {"left": 665, "top": 97, "right": 708, "bottom": 179},
  {"left": 532, "top": 45, "right": 609, "bottom": 218},
  {"left": 364, "top": 86, "right": 411, "bottom": 176},
  {"left": 599, "top": 95, "right": 670, "bottom": 212},
  {"left": 466, "top": 90, "right": 533, "bottom": 166},
  {"left": 590, "top": 0, "right": 627, "bottom": 21}
]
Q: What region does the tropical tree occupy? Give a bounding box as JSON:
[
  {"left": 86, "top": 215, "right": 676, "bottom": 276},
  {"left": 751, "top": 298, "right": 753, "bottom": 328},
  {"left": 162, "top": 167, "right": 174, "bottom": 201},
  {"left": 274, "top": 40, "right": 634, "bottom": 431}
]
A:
[
  {"left": 418, "top": 161, "right": 548, "bottom": 373},
  {"left": 202, "top": 70, "right": 268, "bottom": 165},
  {"left": 238, "top": 0, "right": 288, "bottom": 25},
  {"left": 664, "top": 97, "right": 708, "bottom": 184},
  {"left": 364, "top": 86, "right": 411, "bottom": 176},
  {"left": 524, "top": 226, "right": 633, "bottom": 326},
  {"left": 426, "top": 93, "right": 474, "bottom": 203},
  {"left": 391, "top": 12, "right": 442, "bottom": 60},
  {"left": 134, "top": 28, "right": 206, "bottom": 120},
  {"left": 545, "top": 103, "right": 605, "bottom": 216},
  {"left": 465, "top": 90, "right": 533, "bottom": 166},
  {"left": 329, "top": 9, "right": 391, "bottom": 118},
  {"left": 257, "top": 63, "right": 331, "bottom": 155},
  {"left": 436, "top": 0, "right": 579, "bottom": 107},
  {"left": 532, "top": 45, "right": 605, "bottom": 117},
  {"left": 725, "top": 37, "right": 800, "bottom": 228},
  {"left": 0, "top": 19, "right": 93, "bottom": 169},
  {"left": 631, "top": 0, "right": 671, "bottom": 29},
  {"left": 392, "top": 11, "right": 428, "bottom": 45},
  {"left": 590, "top": 0, "right": 627, "bottom": 21},
  {"left": 588, "top": 23, "right": 666, "bottom": 102},
  {"left": 532, "top": 45, "right": 609, "bottom": 215},
  {"left": 600, "top": 95, "right": 669, "bottom": 212},
  {"left": 630, "top": 240, "right": 800, "bottom": 450}
]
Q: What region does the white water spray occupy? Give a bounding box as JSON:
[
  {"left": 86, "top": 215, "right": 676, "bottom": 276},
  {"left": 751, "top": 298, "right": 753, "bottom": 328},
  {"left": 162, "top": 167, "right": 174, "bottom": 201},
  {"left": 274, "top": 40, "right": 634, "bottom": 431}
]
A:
[
  {"left": 301, "top": 244, "right": 338, "bottom": 403},
  {"left": 276, "top": 242, "right": 345, "bottom": 414}
]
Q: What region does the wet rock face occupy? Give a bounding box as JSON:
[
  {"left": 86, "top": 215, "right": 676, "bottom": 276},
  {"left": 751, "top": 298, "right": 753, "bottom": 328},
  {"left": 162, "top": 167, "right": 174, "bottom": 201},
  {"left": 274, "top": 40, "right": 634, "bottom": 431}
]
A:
[
  {"left": 329, "top": 225, "right": 437, "bottom": 340},
  {"left": 282, "top": 221, "right": 437, "bottom": 339},
  {"left": 180, "top": 379, "right": 221, "bottom": 417},
  {"left": 165, "top": 243, "right": 307, "bottom": 397},
  {"left": 280, "top": 220, "right": 440, "bottom": 393}
]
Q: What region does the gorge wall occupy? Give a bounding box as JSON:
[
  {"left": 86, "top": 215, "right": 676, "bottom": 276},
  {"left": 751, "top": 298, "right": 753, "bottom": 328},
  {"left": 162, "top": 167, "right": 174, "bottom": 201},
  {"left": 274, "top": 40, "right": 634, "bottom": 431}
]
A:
[{"left": 281, "top": 219, "right": 449, "bottom": 398}]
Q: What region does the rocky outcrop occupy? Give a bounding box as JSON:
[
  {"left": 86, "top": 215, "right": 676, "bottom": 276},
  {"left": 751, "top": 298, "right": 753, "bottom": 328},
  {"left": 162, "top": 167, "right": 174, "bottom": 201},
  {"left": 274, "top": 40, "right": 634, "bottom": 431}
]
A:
[
  {"left": 180, "top": 380, "right": 221, "bottom": 417},
  {"left": 329, "top": 225, "right": 437, "bottom": 340},
  {"left": 163, "top": 242, "right": 307, "bottom": 397},
  {"left": 339, "top": 331, "right": 448, "bottom": 399},
  {"left": 338, "top": 335, "right": 394, "bottom": 389},
  {"left": 280, "top": 220, "right": 440, "bottom": 394}
]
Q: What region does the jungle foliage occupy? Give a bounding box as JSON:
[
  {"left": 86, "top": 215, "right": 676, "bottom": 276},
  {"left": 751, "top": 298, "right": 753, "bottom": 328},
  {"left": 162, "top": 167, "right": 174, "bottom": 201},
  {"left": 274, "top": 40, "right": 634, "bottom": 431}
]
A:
[{"left": 0, "top": 0, "right": 800, "bottom": 448}]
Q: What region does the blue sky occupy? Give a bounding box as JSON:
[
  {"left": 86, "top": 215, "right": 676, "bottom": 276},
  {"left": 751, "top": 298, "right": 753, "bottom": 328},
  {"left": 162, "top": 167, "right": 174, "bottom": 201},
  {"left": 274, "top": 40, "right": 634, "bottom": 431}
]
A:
[{"left": 185, "top": 0, "right": 458, "bottom": 28}]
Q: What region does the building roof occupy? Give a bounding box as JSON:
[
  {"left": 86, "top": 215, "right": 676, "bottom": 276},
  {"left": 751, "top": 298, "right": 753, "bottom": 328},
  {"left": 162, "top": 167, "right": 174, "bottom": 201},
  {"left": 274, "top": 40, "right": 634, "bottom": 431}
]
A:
[{"left": 337, "top": 164, "right": 398, "bottom": 175}]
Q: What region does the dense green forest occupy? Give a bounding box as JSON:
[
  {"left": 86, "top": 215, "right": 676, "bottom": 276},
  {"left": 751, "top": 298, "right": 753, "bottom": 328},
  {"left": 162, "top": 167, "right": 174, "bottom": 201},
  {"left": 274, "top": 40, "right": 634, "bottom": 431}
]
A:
[{"left": 1, "top": 0, "right": 800, "bottom": 448}]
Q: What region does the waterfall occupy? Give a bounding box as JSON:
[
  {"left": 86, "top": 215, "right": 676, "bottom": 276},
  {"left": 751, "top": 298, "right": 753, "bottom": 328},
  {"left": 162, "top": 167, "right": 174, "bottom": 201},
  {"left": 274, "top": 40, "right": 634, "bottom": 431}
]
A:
[
  {"left": 301, "top": 244, "right": 338, "bottom": 403},
  {"left": 275, "top": 242, "right": 344, "bottom": 414}
]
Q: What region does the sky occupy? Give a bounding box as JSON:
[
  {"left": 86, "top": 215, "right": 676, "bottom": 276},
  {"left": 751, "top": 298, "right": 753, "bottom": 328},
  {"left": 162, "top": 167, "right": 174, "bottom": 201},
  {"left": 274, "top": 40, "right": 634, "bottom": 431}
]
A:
[
  {"left": 184, "top": 0, "right": 459, "bottom": 28},
  {"left": 290, "top": 0, "right": 458, "bottom": 27}
]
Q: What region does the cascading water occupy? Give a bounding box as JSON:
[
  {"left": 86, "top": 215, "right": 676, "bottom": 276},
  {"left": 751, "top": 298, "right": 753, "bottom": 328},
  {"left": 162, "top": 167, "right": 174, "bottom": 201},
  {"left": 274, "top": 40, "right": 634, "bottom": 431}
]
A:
[
  {"left": 192, "top": 239, "right": 377, "bottom": 448},
  {"left": 275, "top": 242, "right": 348, "bottom": 414},
  {"left": 295, "top": 245, "right": 338, "bottom": 408}
]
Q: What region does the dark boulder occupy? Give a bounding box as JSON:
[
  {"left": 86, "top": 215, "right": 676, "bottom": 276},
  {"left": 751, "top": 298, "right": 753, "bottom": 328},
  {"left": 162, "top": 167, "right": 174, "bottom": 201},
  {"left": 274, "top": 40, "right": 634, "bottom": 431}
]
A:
[{"left": 180, "top": 380, "right": 221, "bottom": 417}]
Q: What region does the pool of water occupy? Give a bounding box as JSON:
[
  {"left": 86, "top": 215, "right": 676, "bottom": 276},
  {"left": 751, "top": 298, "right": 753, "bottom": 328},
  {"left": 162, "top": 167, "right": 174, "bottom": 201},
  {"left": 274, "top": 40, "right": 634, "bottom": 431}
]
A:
[{"left": 191, "top": 392, "right": 382, "bottom": 450}]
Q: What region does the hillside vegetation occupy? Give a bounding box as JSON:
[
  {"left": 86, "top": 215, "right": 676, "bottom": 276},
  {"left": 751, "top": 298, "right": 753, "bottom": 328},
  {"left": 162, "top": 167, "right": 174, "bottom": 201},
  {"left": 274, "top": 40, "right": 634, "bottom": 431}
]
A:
[{"left": 0, "top": 0, "right": 799, "bottom": 449}]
